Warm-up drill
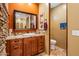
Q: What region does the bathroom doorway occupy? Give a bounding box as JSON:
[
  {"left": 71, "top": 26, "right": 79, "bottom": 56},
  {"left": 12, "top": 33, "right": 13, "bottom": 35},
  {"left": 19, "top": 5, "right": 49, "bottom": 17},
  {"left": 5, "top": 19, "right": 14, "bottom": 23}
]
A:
[{"left": 49, "top": 3, "right": 67, "bottom": 56}]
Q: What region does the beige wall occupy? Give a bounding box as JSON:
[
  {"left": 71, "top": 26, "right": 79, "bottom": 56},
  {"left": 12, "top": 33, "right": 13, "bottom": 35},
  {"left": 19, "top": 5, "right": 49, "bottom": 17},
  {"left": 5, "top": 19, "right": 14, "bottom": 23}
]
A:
[
  {"left": 38, "top": 4, "right": 49, "bottom": 54},
  {"left": 68, "top": 4, "right": 79, "bottom": 56},
  {"left": 50, "top": 4, "right": 66, "bottom": 49}
]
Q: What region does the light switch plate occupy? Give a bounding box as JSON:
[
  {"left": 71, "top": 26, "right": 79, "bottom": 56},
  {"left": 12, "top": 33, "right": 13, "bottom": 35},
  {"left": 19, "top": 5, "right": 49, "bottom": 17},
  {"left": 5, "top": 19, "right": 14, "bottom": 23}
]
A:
[{"left": 72, "top": 30, "right": 79, "bottom": 36}]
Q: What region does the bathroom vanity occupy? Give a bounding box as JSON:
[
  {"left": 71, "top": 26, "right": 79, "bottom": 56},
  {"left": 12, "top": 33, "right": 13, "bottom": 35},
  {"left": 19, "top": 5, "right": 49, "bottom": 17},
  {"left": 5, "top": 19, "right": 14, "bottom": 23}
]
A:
[
  {"left": 5, "top": 9, "right": 45, "bottom": 56},
  {"left": 6, "top": 34, "right": 45, "bottom": 56}
]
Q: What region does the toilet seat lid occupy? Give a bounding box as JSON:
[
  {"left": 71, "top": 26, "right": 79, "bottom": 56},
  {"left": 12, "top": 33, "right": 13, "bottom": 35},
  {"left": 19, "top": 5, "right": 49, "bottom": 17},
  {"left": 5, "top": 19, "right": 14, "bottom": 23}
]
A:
[{"left": 51, "top": 39, "right": 56, "bottom": 43}]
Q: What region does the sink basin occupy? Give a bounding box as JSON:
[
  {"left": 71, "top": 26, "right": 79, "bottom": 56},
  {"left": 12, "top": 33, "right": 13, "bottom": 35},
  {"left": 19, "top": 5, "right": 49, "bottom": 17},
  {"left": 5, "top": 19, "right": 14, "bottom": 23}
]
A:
[{"left": 22, "top": 33, "right": 36, "bottom": 36}]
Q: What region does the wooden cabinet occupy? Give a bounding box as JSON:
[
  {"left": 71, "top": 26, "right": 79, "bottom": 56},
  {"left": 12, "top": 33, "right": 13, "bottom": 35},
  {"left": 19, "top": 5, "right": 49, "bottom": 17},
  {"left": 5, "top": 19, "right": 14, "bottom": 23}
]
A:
[
  {"left": 6, "top": 36, "right": 45, "bottom": 56},
  {"left": 6, "top": 40, "right": 10, "bottom": 56},
  {"left": 23, "top": 38, "right": 32, "bottom": 56},
  {"left": 37, "top": 36, "right": 45, "bottom": 53},
  {"left": 31, "top": 37, "right": 37, "bottom": 55},
  {"left": 6, "top": 39, "right": 23, "bottom": 56},
  {"left": 24, "top": 37, "right": 38, "bottom": 56},
  {"left": 10, "top": 39, "right": 23, "bottom": 56}
]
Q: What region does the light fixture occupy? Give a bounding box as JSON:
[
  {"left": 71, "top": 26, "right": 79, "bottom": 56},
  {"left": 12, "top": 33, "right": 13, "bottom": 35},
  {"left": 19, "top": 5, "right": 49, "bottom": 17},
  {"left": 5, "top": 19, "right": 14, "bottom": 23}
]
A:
[
  {"left": 46, "top": 3, "right": 48, "bottom": 5},
  {"left": 28, "top": 3, "right": 32, "bottom": 5}
]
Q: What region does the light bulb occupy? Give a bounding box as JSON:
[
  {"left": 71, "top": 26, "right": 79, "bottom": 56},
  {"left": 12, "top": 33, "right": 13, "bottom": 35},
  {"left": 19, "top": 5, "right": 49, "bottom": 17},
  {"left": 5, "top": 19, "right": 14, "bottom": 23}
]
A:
[{"left": 28, "top": 3, "right": 32, "bottom": 5}]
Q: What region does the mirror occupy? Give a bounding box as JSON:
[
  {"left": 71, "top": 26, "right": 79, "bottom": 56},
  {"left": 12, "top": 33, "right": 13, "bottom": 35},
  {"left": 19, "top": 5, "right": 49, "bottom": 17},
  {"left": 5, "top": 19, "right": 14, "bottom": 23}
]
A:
[{"left": 13, "top": 10, "right": 37, "bottom": 30}]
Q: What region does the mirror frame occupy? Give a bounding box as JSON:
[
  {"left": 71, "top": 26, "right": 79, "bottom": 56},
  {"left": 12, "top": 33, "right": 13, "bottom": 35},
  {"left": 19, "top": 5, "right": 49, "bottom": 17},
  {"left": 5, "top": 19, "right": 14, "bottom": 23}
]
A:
[{"left": 13, "top": 10, "right": 38, "bottom": 32}]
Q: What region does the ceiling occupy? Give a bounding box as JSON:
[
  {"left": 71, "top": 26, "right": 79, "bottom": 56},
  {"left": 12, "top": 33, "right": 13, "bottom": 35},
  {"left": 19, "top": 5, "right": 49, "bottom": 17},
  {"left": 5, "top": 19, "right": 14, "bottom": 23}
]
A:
[{"left": 50, "top": 3, "right": 61, "bottom": 8}]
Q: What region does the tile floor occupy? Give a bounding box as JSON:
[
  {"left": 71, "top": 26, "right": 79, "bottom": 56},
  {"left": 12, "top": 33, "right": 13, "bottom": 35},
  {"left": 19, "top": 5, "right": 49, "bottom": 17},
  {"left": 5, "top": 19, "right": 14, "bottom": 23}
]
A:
[
  {"left": 37, "top": 46, "right": 66, "bottom": 56},
  {"left": 50, "top": 46, "right": 66, "bottom": 56}
]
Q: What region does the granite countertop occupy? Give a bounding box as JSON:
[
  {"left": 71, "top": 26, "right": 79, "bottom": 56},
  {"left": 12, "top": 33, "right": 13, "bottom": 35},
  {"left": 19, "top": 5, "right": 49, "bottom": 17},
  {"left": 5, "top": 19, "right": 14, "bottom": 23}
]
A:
[{"left": 6, "top": 33, "right": 45, "bottom": 40}]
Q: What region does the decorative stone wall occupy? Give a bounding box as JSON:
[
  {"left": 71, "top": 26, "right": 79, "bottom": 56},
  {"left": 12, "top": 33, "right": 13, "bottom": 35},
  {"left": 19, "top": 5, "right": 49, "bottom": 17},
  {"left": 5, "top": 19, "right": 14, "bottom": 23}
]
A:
[{"left": 0, "top": 3, "right": 8, "bottom": 56}]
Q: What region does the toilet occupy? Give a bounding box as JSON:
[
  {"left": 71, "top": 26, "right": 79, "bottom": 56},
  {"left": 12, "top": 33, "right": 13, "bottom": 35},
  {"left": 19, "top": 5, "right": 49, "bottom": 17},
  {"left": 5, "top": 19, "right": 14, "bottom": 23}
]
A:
[{"left": 50, "top": 39, "right": 56, "bottom": 49}]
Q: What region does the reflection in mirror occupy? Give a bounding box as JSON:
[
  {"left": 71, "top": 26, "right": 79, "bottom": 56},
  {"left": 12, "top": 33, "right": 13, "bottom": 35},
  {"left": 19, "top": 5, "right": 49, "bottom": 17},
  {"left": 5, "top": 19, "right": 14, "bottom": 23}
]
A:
[
  {"left": 14, "top": 10, "right": 37, "bottom": 30},
  {"left": 30, "top": 15, "right": 36, "bottom": 29}
]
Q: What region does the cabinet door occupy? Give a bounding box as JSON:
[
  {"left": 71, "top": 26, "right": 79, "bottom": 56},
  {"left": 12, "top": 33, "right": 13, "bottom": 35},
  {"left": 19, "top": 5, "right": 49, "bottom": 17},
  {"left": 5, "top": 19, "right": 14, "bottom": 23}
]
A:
[
  {"left": 37, "top": 36, "right": 45, "bottom": 53},
  {"left": 31, "top": 37, "right": 37, "bottom": 55},
  {"left": 10, "top": 39, "right": 23, "bottom": 56},
  {"left": 24, "top": 38, "right": 32, "bottom": 56}
]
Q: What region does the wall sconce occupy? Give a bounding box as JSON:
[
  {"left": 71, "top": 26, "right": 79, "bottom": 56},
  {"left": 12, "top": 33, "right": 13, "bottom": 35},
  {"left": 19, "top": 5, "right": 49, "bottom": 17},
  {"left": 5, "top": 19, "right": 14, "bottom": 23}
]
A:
[{"left": 28, "top": 3, "right": 32, "bottom": 5}]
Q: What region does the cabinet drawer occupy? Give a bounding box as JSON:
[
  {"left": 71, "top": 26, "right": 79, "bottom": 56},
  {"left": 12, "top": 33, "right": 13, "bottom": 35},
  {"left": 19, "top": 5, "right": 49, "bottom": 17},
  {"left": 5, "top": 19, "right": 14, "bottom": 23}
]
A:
[
  {"left": 10, "top": 39, "right": 23, "bottom": 56},
  {"left": 41, "top": 36, "right": 45, "bottom": 39},
  {"left": 38, "top": 45, "right": 44, "bottom": 49},
  {"left": 10, "top": 39, "right": 22, "bottom": 45},
  {"left": 38, "top": 44, "right": 44, "bottom": 48},
  {"left": 38, "top": 45, "right": 45, "bottom": 53},
  {"left": 37, "top": 36, "right": 45, "bottom": 53},
  {"left": 38, "top": 38, "right": 44, "bottom": 43},
  {"left": 38, "top": 49, "right": 44, "bottom": 53},
  {"left": 10, "top": 43, "right": 23, "bottom": 56},
  {"left": 11, "top": 45, "right": 20, "bottom": 49},
  {"left": 10, "top": 48, "right": 22, "bottom": 56}
]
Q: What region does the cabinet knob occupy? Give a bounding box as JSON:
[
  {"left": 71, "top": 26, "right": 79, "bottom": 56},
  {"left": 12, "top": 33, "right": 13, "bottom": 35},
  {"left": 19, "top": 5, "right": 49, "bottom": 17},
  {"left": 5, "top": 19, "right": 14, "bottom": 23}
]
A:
[
  {"left": 13, "top": 46, "right": 19, "bottom": 49},
  {"left": 14, "top": 40, "right": 19, "bottom": 42}
]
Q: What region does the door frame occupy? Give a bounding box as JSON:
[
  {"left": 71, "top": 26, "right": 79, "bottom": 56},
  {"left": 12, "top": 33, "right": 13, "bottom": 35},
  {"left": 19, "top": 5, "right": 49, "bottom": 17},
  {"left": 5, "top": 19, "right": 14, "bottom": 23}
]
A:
[{"left": 49, "top": 3, "right": 68, "bottom": 56}]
